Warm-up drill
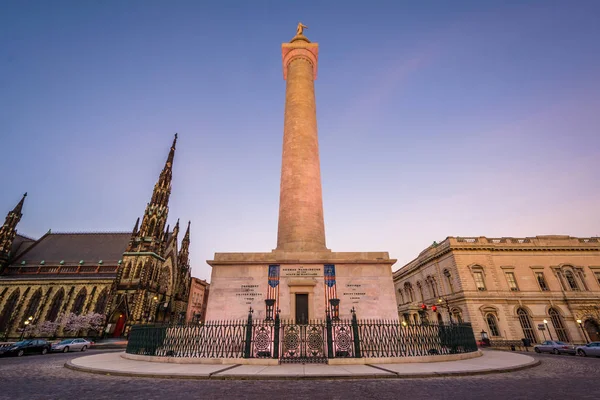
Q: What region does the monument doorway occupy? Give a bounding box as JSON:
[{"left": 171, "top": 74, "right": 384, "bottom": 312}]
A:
[{"left": 295, "top": 294, "right": 309, "bottom": 324}]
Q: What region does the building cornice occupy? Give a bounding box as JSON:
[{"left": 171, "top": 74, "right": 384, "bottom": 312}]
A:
[{"left": 393, "top": 236, "right": 600, "bottom": 281}]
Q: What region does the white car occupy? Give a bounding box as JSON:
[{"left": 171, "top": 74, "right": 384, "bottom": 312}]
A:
[
  {"left": 576, "top": 342, "right": 600, "bottom": 357},
  {"left": 51, "top": 338, "right": 92, "bottom": 353},
  {"left": 533, "top": 340, "right": 576, "bottom": 355}
]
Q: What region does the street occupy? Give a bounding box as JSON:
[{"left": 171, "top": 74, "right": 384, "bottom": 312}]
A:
[{"left": 0, "top": 350, "right": 599, "bottom": 400}]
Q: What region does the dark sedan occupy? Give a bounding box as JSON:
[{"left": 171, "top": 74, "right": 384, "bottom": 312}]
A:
[{"left": 0, "top": 339, "right": 51, "bottom": 357}]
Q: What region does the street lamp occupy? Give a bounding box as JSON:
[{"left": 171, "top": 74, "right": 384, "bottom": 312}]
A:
[
  {"left": 543, "top": 319, "right": 554, "bottom": 341},
  {"left": 19, "top": 318, "right": 32, "bottom": 341},
  {"left": 438, "top": 297, "right": 454, "bottom": 324},
  {"left": 576, "top": 319, "right": 589, "bottom": 343}
]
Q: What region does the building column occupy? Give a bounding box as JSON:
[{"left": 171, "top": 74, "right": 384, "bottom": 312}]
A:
[{"left": 276, "top": 33, "right": 328, "bottom": 252}]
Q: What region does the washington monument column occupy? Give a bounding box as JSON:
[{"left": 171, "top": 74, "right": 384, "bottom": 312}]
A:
[
  {"left": 206, "top": 25, "right": 398, "bottom": 322},
  {"left": 276, "top": 23, "right": 328, "bottom": 252}
]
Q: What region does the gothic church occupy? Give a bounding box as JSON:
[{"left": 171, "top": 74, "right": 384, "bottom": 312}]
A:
[{"left": 0, "top": 134, "right": 191, "bottom": 339}]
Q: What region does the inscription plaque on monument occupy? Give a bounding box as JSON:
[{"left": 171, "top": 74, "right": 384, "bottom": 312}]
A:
[
  {"left": 235, "top": 284, "right": 262, "bottom": 305},
  {"left": 342, "top": 283, "right": 366, "bottom": 303},
  {"left": 281, "top": 266, "right": 323, "bottom": 277}
]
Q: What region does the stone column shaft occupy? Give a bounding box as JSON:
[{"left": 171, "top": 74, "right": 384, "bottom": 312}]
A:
[{"left": 276, "top": 38, "right": 327, "bottom": 252}]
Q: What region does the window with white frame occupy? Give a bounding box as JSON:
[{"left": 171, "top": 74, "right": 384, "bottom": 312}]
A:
[
  {"left": 535, "top": 272, "right": 549, "bottom": 291},
  {"left": 486, "top": 313, "right": 500, "bottom": 337},
  {"left": 473, "top": 271, "right": 486, "bottom": 291},
  {"left": 505, "top": 272, "right": 519, "bottom": 291}
]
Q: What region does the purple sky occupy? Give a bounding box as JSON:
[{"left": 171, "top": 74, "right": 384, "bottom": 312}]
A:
[{"left": 1, "top": 1, "right": 599, "bottom": 281}]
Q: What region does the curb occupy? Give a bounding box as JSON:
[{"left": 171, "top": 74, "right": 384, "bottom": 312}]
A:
[{"left": 64, "top": 358, "right": 541, "bottom": 380}]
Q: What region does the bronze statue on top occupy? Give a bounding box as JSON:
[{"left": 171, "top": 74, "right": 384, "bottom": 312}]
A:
[{"left": 296, "top": 22, "right": 307, "bottom": 36}]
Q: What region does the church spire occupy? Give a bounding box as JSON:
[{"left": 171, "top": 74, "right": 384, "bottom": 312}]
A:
[
  {"left": 0, "top": 192, "right": 27, "bottom": 266},
  {"left": 136, "top": 134, "right": 178, "bottom": 242},
  {"left": 178, "top": 221, "right": 191, "bottom": 269},
  {"left": 132, "top": 217, "right": 140, "bottom": 235}
]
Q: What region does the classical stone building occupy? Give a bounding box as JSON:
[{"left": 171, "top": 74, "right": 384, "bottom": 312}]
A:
[
  {"left": 393, "top": 236, "right": 600, "bottom": 343},
  {"left": 0, "top": 135, "right": 192, "bottom": 339},
  {"left": 186, "top": 277, "right": 209, "bottom": 323}
]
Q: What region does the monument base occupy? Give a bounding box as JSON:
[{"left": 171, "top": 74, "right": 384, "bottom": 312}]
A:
[{"left": 205, "top": 250, "right": 398, "bottom": 321}]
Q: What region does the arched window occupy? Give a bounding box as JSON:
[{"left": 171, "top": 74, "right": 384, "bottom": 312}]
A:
[
  {"left": 46, "top": 288, "right": 65, "bottom": 322},
  {"left": 0, "top": 289, "right": 20, "bottom": 331},
  {"left": 452, "top": 308, "right": 463, "bottom": 323},
  {"left": 122, "top": 262, "right": 132, "bottom": 280},
  {"left": 426, "top": 276, "right": 438, "bottom": 299},
  {"left": 22, "top": 288, "right": 42, "bottom": 323},
  {"left": 147, "top": 219, "right": 156, "bottom": 237},
  {"left": 134, "top": 262, "right": 143, "bottom": 279},
  {"left": 444, "top": 269, "right": 454, "bottom": 293},
  {"left": 584, "top": 319, "right": 600, "bottom": 342},
  {"left": 71, "top": 288, "right": 87, "bottom": 315},
  {"left": 404, "top": 283, "right": 414, "bottom": 302},
  {"left": 412, "top": 314, "right": 419, "bottom": 325},
  {"left": 517, "top": 308, "right": 538, "bottom": 343},
  {"left": 486, "top": 313, "right": 500, "bottom": 337},
  {"left": 564, "top": 271, "right": 579, "bottom": 291},
  {"left": 416, "top": 281, "right": 424, "bottom": 302},
  {"left": 94, "top": 289, "right": 109, "bottom": 314},
  {"left": 437, "top": 313, "right": 444, "bottom": 325},
  {"left": 549, "top": 308, "right": 569, "bottom": 342}
]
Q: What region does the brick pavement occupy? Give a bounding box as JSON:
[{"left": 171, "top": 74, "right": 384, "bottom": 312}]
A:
[{"left": 0, "top": 350, "right": 599, "bottom": 400}]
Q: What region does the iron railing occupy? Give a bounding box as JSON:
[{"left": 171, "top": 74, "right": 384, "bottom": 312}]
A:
[{"left": 126, "top": 309, "right": 478, "bottom": 361}]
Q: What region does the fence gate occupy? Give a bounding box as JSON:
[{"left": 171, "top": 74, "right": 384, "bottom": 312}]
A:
[{"left": 280, "top": 321, "right": 327, "bottom": 363}]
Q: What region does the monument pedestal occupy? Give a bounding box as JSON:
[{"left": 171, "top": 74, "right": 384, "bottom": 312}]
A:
[{"left": 205, "top": 251, "right": 398, "bottom": 321}]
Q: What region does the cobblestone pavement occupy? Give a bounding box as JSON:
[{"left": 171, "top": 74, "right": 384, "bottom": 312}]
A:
[{"left": 0, "top": 350, "right": 599, "bottom": 400}]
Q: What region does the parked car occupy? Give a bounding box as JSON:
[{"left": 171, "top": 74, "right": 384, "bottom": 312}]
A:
[
  {"left": 51, "top": 338, "right": 92, "bottom": 353},
  {"left": 576, "top": 342, "right": 600, "bottom": 357},
  {"left": 534, "top": 340, "right": 576, "bottom": 355},
  {"left": 0, "top": 339, "right": 51, "bottom": 357}
]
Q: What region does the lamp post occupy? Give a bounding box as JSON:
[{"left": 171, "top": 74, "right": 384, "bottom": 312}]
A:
[
  {"left": 577, "top": 319, "right": 589, "bottom": 343},
  {"left": 544, "top": 319, "right": 554, "bottom": 341},
  {"left": 19, "top": 316, "right": 33, "bottom": 341},
  {"left": 437, "top": 297, "right": 454, "bottom": 324},
  {"left": 151, "top": 296, "right": 159, "bottom": 322},
  {"left": 329, "top": 298, "right": 340, "bottom": 321},
  {"left": 265, "top": 299, "right": 276, "bottom": 321}
]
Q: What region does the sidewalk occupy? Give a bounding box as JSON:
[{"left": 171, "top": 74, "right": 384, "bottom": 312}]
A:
[
  {"left": 65, "top": 350, "right": 539, "bottom": 380},
  {"left": 92, "top": 338, "right": 128, "bottom": 350}
]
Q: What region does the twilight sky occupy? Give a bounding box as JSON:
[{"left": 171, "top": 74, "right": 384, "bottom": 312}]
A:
[{"left": 1, "top": 0, "right": 599, "bottom": 281}]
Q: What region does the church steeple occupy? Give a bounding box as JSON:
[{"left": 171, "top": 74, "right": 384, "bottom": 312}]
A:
[
  {"left": 178, "top": 221, "right": 190, "bottom": 269},
  {"left": 150, "top": 133, "right": 177, "bottom": 208},
  {"left": 0, "top": 192, "right": 27, "bottom": 265},
  {"left": 136, "top": 134, "right": 178, "bottom": 245}
]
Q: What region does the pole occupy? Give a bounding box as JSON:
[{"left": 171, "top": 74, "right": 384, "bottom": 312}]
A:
[
  {"left": 351, "top": 307, "right": 361, "bottom": 358},
  {"left": 578, "top": 321, "right": 589, "bottom": 343},
  {"left": 244, "top": 307, "right": 253, "bottom": 358},
  {"left": 273, "top": 310, "right": 280, "bottom": 359},
  {"left": 326, "top": 311, "right": 333, "bottom": 358},
  {"left": 544, "top": 321, "right": 554, "bottom": 341}
]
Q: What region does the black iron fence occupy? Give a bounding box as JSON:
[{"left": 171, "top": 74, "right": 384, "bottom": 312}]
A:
[{"left": 126, "top": 310, "right": 478, "bottom": 362}]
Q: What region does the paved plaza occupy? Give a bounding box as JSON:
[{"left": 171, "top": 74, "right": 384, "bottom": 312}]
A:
[
  {"left": 65, "top": 350, "right": 536, "bottom": 379},
  {"left": 1, "top": 349, "right": 599, "bottom": 399}
]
